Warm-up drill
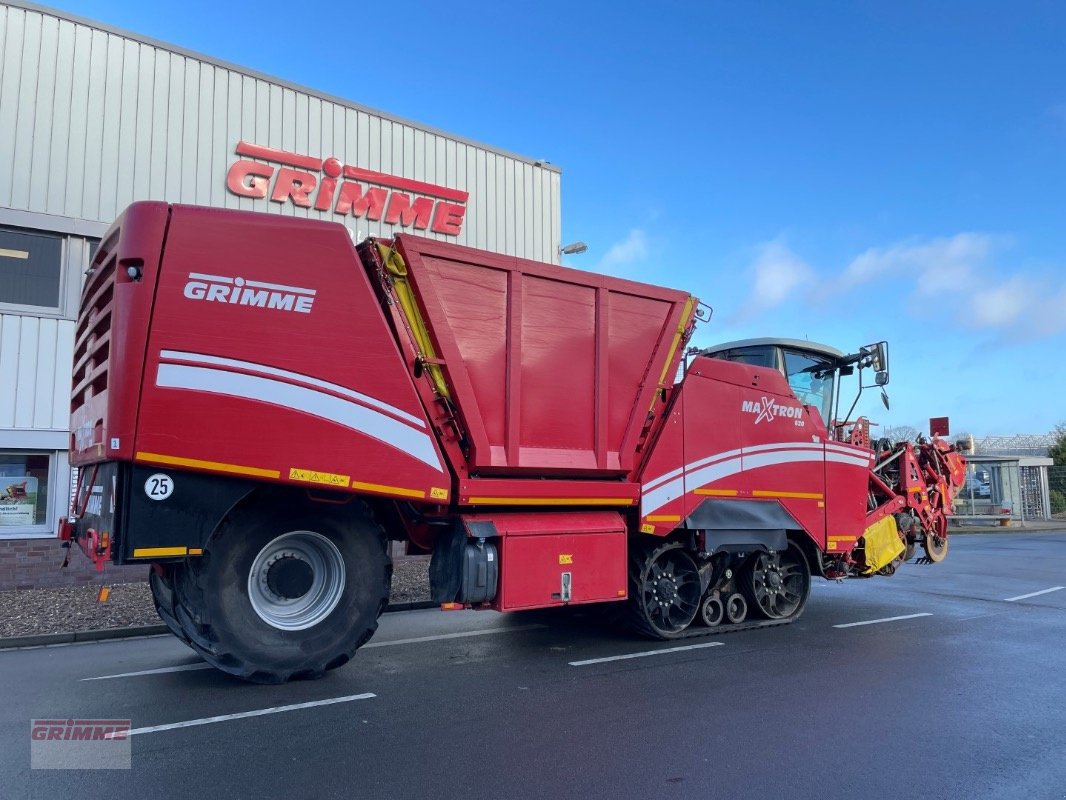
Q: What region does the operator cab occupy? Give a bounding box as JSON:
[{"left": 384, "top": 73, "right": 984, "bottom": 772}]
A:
[{"left": 699, "top": 338, "right": 846, "bottom": 427}]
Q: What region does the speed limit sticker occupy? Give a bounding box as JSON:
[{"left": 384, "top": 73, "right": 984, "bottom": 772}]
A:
[{"left": 144, "top": 473, "right": 174, "bottom": 501}]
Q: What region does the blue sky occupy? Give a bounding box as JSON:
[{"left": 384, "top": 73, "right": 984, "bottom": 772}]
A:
[{"left": 48, "top": 0, "right": 1066, "bottom": 436}]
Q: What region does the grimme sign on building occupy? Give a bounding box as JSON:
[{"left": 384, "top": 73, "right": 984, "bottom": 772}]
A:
[
  {"left": 226, "top": 141, "right": 470, "bottom": 236},
  {"left": 0, "top": 2, "right": 560, "bottom": 589}
]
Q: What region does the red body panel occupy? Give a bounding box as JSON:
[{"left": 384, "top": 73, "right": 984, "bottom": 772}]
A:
[
  {"left": 390, "top": 235, "right": 692, "bottom": 478},
  {"left": 638, "top": 357, "right": 874, "bottom": 549},
  {"left": 82, "top": 205, "right": 450, "bottom": 503},
  {"left": 466, "top": 511, "right": 628, "bottom": 610},
  {"left": 70, "top": 203, "right": 171, "bottom": 465}
]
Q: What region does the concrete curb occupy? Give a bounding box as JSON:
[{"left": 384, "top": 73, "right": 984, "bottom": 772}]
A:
[
  {"left": 0, "top": 599, "right": 440, "bottom": 650},
  {"left": 0, "top": 624, "right": 169, "bottom": 649}
]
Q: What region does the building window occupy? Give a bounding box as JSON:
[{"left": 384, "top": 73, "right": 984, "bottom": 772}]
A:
[
  {"left": 0, "top": 452, "right": 51, "bottom": 528},
  {"left": 0, "top": 227, "right": 63, "bottom": 310}
]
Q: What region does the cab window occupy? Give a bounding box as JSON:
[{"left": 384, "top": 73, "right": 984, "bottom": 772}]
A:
[
  {"left": 783, "top": 351, "right": 835, "bottom": 425},
  {"left": 712, "top": 346, "right": 777, "bottom": 369}
]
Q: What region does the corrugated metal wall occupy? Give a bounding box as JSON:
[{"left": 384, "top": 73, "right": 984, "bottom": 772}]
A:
[
  {"left": 0, "top": 2, "right": 562, "bottom": 539},
  {"left": 0, "top": 313, "right": 74, "bottom": 430},
  {"left": 0, "top": 3, "right": 562, "bottom": 261}
]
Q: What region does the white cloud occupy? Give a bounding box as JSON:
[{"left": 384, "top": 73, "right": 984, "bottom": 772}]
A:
[
  {"left": 969, "top": 278, "right": 1032, "bottom": 328},
  {"left": 733, "top": 241, "right": 815, "bottom": 321},
  {"left": 594, "top": 229, "right": 648, "bottom": 274},
  {"left": 841, "top": 233, "right": 995, "bottom": 293},
  {"left": 968, "top": 280, "right": 1066, "bottom": 338},
  {"left": 834, "top": 232, "right": 1064, "bottom": 341}
]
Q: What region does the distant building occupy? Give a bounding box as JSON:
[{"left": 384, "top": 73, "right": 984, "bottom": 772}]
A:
[{"left": 953, "top": 433, "right": 1056, "bottom": 523}]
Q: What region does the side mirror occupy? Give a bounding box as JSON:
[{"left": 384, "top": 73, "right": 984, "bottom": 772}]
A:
[
  {"left": 880, "top": 388, "right": 890, "bottom": 410},
  {"left": 866, "top": 341, "right": 888, "bottom": 373},
  {"left": 875, "top": 370, "right": 889, "bottom": 386}
]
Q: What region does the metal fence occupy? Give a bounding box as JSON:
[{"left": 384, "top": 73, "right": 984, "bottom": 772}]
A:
[{"left": 1050, "top": 466, "right": 1066, "bottom": 518}]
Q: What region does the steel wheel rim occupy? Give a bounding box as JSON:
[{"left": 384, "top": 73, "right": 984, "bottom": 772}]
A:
[
  {"left": 725, "top": 593, "right": 747, "bottom": 623},
  {"left": 701, "top": 595, "right": 724, "bottom": 627},
  {"left": 247, "top": 531, "right": 346, "bottom": 631},
  {"left": 749, "top": 548, "right": 808, "bottom": 619},
  {"left": 640, "top": 548, "right": 701, "bottom": 635}
]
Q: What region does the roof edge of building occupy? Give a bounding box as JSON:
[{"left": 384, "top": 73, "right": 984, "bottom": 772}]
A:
[{"left": 7, "top": 0, "right": 562, "bottom": 174}]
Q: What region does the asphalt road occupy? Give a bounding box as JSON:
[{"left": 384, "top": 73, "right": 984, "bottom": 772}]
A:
[{"left": 2, "top": 532, "right": 1065, "bottom": 800}]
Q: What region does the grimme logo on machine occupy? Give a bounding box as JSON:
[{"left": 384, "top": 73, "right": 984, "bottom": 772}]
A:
[
  {"left": 225, "top": 141, "right": 468, "bottom": 236},
  {"left": 183, "top": 272, "right": 316, "bottom": 314},
  {"left": 742, "top": 396, "right": 804, "bottom": 425}
]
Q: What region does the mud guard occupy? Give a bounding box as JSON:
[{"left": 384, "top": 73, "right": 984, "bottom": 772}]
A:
[{"left": 684, "top": 498, "right": 795, "bottom": 554}]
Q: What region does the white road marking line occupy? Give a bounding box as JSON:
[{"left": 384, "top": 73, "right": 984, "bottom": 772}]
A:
[
  {"left": 1004, "top": 586, "right": 1065, "bottom": 602},
  {"left": 833, "top": 613, "right": 932, "bottom": 629},
  {"left": 569, "top": 641, "right": 724, "bottom": 667},
  {"left": 111, "top": 693, "right": 376, "bottom": 738},
  {"left": 82, "top": 625, "right": 547, "bottom": 680},
  {"left": 82, "top": 663, "right": 214, "bottom": 681},
  {"left": 364, "top": 624, "right": 546, "bottom": 648}
]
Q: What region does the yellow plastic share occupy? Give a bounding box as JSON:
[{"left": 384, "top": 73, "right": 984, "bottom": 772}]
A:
[
  {"left": 860, "top": 516, "right": 905, "bottom": 574},
  {"left": 377, "top": 243, "right": 452, "bottom": 400}
]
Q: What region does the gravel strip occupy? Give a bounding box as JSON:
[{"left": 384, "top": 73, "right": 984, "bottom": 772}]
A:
[{"left": 0, "top": 557, "right": 431, "bottom": 639}]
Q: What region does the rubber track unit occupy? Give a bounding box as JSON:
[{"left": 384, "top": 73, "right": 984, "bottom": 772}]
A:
[
  {"left": 624, "top": 540, "right": 806, "bottom": 640},
  {"left": 670, "top": 611, "right": 801, "bottom": 639}
]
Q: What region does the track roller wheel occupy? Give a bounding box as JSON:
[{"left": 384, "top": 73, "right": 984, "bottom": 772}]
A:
[
  {"left": 700, "top": 595, "right": 725, "bottom": 627},
  {"left": 171, "top": 505, "right": 391, "bottom": 683},
  {"left": 626, "top": 541, "right": 702, "bottom": 638},
  {"left": 740, "top": 541, "right": 811, "bottom": 620},
  {"left": 724, "top": 593, "right": 748, "bottom": 624}
]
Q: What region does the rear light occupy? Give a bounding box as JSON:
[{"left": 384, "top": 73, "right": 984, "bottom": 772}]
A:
[{"left": 57, "top": 517, "right": 73, "bottom": 542}]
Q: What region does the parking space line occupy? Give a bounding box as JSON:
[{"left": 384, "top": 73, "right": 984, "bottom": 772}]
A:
[
  {"left": 82, "top": 663, "right": 213, "bottom": 681},
  {"left": 569, "top": 641, "right": 724, "bottom": 667},
  {"left": 833, "top": 613, "right": 932, "bottom": 629},
  {"left": 1004, "top": 586, "right": 1064, "bottom": 602},
  {"left": 364, "top": 624, "right": 546, "bottom": 648},
  {"left": 111, "top": 693, "right": 376, "bottom": 737}
]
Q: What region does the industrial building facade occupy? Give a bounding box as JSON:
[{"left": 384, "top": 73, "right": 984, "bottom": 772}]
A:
[{"left": 0, "top": 1, "right": 561, "bottom": 584}]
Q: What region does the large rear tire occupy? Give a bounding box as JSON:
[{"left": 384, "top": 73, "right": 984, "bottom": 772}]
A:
[
  {"left": 149, "top": 566, "right": 191, "bottom": 647},
  {"left": 172, "top": 504, "right": 391, "bottom": 684}
]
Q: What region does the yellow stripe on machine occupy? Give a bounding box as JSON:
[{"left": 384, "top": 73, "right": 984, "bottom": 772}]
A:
[
  {"left": 132, "top": 547, "right": 188, "bottom": 558},
  {"left": 651, "top": 296, "right": 696, "bottom": 409},
  {"left": 753, "top": 490, "right": 825, "bottom": 500},
  {"left": 350, "top": 480, "right": 426, "bottom": 500},
  {"left": 645, "top": 514, "right": 681, "bottom": 522},
  {"left": 694, "top": 488, "right": 739, "bottom": 497},
  {"left": 135, "top": 452, "right": 280, "bottom": 479}
]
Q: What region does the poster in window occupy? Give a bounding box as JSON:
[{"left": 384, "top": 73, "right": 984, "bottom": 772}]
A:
[{"left": 0, "top": 477, "right": 38, "bottom": 526}]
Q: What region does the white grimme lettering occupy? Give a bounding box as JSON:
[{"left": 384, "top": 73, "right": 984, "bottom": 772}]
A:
[{"left": 182, "top": 275, "right": 315, "bottom": 314}]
